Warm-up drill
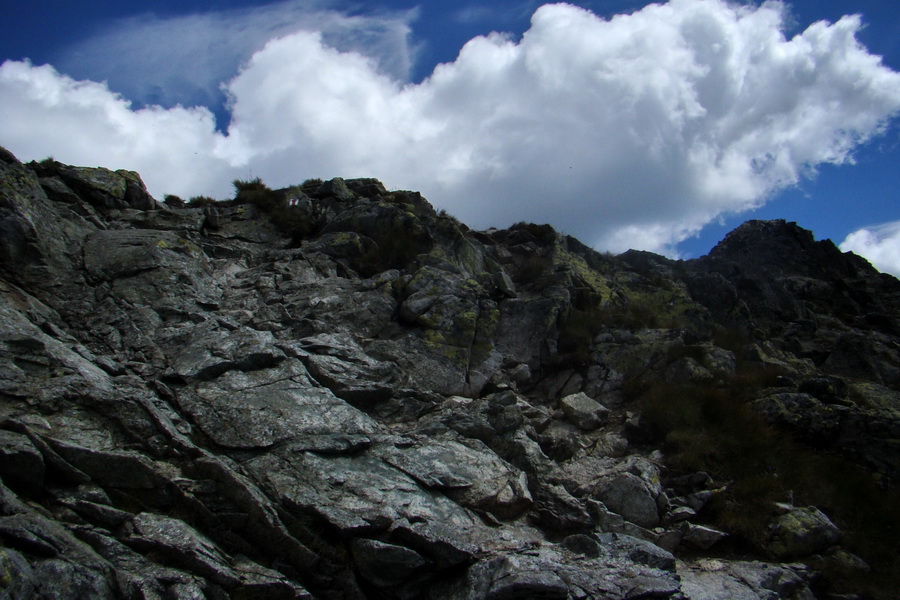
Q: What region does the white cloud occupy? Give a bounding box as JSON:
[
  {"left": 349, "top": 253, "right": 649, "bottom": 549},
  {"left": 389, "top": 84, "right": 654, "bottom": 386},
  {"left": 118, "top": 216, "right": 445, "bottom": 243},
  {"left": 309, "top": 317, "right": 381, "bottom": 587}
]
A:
[
  {"left": 840, "top": 221, "right": 900, "bottom": 277},
  {"left": 0, "top": 60, "right": 234, "bottom": 196},
  {"left": 2, "top": 0, "right": 900, "bottom": 257},
  {"left": 56, "top": 0, "right": 417, "bottom": 113}
]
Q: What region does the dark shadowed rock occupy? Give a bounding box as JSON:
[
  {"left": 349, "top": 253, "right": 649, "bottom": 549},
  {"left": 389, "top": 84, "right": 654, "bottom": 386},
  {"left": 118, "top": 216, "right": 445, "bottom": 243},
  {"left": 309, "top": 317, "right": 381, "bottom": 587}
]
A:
[
  {"left": 0, "top": 430, "right": 44, "bottom": 494},
  {"left": 350, "top": 538, "right": 430, "bottom": 588},
  {"left": 767, "top": 505, "right": 842, "bottom": 560}
]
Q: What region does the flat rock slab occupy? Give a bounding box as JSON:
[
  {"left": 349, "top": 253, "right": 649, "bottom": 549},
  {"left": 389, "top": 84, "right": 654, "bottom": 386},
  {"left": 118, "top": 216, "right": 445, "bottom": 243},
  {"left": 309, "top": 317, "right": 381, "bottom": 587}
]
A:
[
  {"left": 181, "top": 361, "right": 379, "bottom": 449},
  {"left": 678, "top": 559, "right": 813, "bottom": 600},
  {"left": 84, "top": 230, "right": 205, "bottom": 281},
  {"left": 244, "top": 447, "right": 488, "bottom": 563},
  {"left": 123, "top": 512, "right": 239, "bottom": 587},
  {"left": 432, "top": 546, "right": 681, "bottom": 600},
  {"left": 379, "top": 437, "right": 533, "bottom": 520},
  {"left": 169, "top": 325, "right": 285, "bottom": 381}
]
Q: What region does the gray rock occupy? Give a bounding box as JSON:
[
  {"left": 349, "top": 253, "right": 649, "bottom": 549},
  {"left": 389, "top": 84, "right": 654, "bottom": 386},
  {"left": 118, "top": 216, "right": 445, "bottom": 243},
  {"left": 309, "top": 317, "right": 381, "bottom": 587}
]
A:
[
  {"left": 314, "top": 177, "right": 356, "bottom": 201},
  {"left": 535, "top": 419, "right": 582, "bottom": 461},
  {"left": 681, "top": 522, "right": 728, "bottom": 550},
  {"left": 598, "top": 533, "right": 676, "bottom": 571},
  {"left": 561, "top": 534, "right": 601, "bottom": 557},
  {"left": 350, "top": 538, "right": 430, "bottom": 588},
  {"left": 766, "top": 505, "right": 841, "bottom": 559},
  {"left": 84, "top": 230, "right": 205, "bottom": 281},
  {"left": 292, "top": 332, "right": 399, "bottom": 404},
  {"left": 230, "top": 558, "right": 314, "bottom": 600},
  {"left": 2, "top": 150, "right": 899, "bottom": 600},
  {"left": 31, "top": 558, "right": 118, "bottom": 600},
  {"left": 244, "top": 447, "right": 490, "bottom": 562},
  {"left": 597, "top": 472, "right": 660, "bottom": 528},
  {"left": 432, "top": 554, "right": 569, "bottom": 600},
  {"left": 390, "top": 518, "right": 480, "bottom": 570},
  {"left": 122, "top": 512, "right": 240, "bottom": 587},
  {"left": 559, "top": 392, "right": 610, "bottom": 431},
  {"left": 53, "top": 164, "right": 129, "bottom": 209},
  {"left": 531, "top": 483, "right": 593, "bottom": 531},
  {"left": 380, "top": 437, "right": 533, "bottom": 520},
  {"left": 679, "top": 559, "right": 815, "bottom": 600},
  {"left": 168, "top": 324, "right": 285, "bottom": 381},
  {"left": 179, "top": 360, "right": 379, "bottom": 449},
  {"left": 0, "top": 547, "right": 37, "bottom": 599},
  {"left": 47, "top": 440, "right": 169, "bottom": 491}
]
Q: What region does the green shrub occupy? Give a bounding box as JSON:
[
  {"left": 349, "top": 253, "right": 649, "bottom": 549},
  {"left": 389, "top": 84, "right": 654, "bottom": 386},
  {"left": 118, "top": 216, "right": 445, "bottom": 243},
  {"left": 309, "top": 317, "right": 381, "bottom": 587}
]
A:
[
  {"left": 633, "top": 367, "right": 900, "bottom": 599},
  {"left": 228, "top": 177, "right": 331, "bottom": 243},
  {"left": 512, "top": 222, "right": 557, "bottom": 245},
  {"left": 270, "top": 204, "right": 320, "bottom": 239},
  {"left": 554, "top": 296, "right": 675, "bottom": 366},
  {"left": 232, "top": 176, "right": 266, "bottom": 194},
  {"left": 187, "top": 195, "right": 216, "bottom": 207},
  {"left": 233, "top": 177, "right": 281, "bottom": 211},
  {"left": 164, "top": 194, "right": 185, "bottom": 207}
]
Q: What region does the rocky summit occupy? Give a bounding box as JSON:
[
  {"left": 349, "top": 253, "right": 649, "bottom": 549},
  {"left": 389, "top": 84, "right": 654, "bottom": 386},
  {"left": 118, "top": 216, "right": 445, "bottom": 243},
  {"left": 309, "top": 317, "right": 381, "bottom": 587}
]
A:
[{"left": 0, "top": 146, "right": 898, "bottom": 600}]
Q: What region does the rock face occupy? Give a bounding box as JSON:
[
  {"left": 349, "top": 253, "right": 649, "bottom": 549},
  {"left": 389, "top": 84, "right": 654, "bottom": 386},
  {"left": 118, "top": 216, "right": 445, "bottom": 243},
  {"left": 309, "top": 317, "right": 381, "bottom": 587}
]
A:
[{"left": 1, "top": 148, "right": 898, "bottom": 599}]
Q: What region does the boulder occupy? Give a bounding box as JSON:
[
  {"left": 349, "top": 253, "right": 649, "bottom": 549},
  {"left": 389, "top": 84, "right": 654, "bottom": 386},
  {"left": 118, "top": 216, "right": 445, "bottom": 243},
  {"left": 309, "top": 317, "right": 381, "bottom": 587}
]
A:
[
  {"left": 681, "top": 523, "right": 728, "bottom": 550},
  {"left": 380, "top": 437, "right": 533, "bottom": 520},
  {"left": 597, "top": 533, "right": 676, "bottom": 571},
  {"left": 83, "top": 230, "right": 207, "bottom": 281},
  {"left": 290, "top": 332, "right": 399, "bottom": 404},
  {"left": 122, "top": 512, "right": 240, "bottom": 587},
  {"left": 350, "top": 538, "right": 430, "bottom": 588},
  {"left": 596, "top": 472, "right": 660, "bottom": 529},
  {"left": 559, "top": 392, "right": 610, "bottom": 431},
  {"left": 43, "top": 164, "right": 157, "bottom": 210},
  {"left": 168, "top": 324, "right": 285, "bottom": 381},
  {"left": 767, "top": 505, "right": 841, "bottom": 559}
]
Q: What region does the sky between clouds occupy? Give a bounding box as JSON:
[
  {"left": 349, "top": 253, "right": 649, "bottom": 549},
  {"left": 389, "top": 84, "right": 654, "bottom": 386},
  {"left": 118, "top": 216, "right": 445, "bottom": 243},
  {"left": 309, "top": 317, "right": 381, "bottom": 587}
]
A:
[{"left": 1, "top": 0, "right": 899, "bottom": 273}]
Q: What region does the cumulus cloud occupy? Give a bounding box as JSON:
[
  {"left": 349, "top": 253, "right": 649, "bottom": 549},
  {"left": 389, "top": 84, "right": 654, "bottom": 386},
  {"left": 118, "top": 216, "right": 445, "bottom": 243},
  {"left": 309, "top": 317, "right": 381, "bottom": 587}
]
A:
[
  {"left": 56, "top": 0, "right": 417, "bottom": 115},
  {"left": 0, "top": 60, "right": 234, "bottom": 196},
  {"left": 840, "top": 222, "right": 900, "bottom": 277},
  {"left": 2, "top": 0, "right": 900, "bottom": 256}
]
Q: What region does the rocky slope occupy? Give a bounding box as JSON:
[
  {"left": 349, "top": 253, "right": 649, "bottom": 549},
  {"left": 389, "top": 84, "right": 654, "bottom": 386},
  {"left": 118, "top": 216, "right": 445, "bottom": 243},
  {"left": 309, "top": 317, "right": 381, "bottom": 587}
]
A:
[{"left": 0, "top": 147, "right": 898, "bottom": 599}]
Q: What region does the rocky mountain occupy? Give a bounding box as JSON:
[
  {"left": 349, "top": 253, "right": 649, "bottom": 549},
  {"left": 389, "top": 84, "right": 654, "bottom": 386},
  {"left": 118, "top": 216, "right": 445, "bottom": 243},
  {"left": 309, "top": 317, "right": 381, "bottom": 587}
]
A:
[{"left": 0, "top": 146, "right": 898, "bottom": 599}]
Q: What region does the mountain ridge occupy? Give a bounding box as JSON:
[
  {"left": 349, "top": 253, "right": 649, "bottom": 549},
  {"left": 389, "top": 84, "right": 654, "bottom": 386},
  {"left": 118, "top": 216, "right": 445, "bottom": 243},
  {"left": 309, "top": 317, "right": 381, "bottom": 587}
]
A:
[{"left": 0, "top": 147, "right": 898, "bottom": 599}]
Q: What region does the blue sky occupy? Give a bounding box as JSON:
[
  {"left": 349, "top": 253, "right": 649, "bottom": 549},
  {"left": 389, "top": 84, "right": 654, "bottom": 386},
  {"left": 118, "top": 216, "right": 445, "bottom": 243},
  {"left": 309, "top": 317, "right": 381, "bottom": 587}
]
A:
[{"left": 1, "top": 1, "right": 898, "bottom": 273}]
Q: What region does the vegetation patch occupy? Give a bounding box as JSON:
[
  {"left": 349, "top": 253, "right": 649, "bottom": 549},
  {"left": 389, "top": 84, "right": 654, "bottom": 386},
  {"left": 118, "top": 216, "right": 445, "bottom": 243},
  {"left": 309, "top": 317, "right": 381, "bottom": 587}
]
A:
[
  {"left": 632, "top": 363, "right": 900, "bottom": 599},
  {"left": 229, "top": 177, "right": 324, "bottom": 241},
  {"left": 187, "top": 195, "right": 217, "bottom": 207}
]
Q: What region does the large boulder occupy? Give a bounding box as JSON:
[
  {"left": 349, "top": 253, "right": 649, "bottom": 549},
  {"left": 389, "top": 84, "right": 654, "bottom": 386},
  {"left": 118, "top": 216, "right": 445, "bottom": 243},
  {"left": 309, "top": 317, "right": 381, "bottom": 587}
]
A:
[
  {"left": 766, "top": 505, "right": 842, "bottom": 560},
  {"left": 559, "top": 392, "right": 610, "bottom": 430}
]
